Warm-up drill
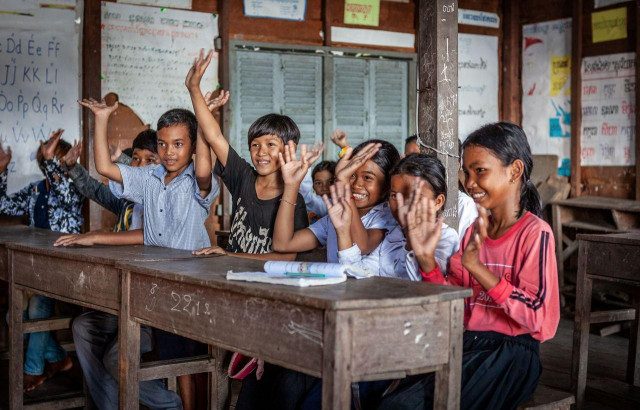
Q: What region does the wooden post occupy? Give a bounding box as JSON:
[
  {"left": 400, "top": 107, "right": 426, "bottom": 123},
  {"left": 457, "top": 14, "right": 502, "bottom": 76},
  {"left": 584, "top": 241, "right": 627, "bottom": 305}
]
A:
[
  {"left": 417, "top": 0, "right": 459, "bottom": 229},
  {"left": 83, "top": 0, "right": 102, "bottom": 231},
  {"left": 118, "top": 270, "right": 140, "bottom": 409},
  {"left": 219, "top": 0, "right": 231, "bottom": 230},
  {"left": 635, "top": 0, "right": 640, "bottom": 200},
  {"left": 434, "top": 299, "right": 463, "bottom": 410},
  {"left": 321, "top": 311, "right": 351, "bottom": 410},
  {"left": 322, "top": 0, "right": 332, "bottom": 46},
  {"left": 501, "top": 0, "right": 521, "bottom": 125},
  {"left": 570, "top": 0, "right": 583, "bottom": 198},
  {"left": 8, "top": 251, "right": 24, "bottom": 409}
]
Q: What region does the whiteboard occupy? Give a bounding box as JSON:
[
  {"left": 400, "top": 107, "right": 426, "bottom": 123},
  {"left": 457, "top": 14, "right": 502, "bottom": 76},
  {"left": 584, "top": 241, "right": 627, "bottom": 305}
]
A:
[
  {"left": 0, "top": 0, "right": 82, "bottom": 194},
  {"left": 101, "top": 2, "right": 219, "bottom": 127}
]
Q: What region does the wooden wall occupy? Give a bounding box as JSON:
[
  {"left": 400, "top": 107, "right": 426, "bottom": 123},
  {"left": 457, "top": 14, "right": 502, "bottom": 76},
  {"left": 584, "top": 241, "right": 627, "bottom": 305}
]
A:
[{"left": 518, "top": 0, "right": 638, "bottom": 199}]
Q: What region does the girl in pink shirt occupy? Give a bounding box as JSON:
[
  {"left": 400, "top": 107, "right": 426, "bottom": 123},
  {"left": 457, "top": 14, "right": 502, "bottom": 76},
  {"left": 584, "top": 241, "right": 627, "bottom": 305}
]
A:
[{"left": 379, "top": 122, "right": 559, "bottom": 410}]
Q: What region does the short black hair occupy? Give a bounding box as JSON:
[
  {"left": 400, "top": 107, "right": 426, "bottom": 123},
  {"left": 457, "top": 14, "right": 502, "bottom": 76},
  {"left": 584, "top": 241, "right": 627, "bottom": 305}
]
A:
[
  {"left": 132, "top": 129, "right": 158, "bottom": 153},
  {"left": 247, "top": 113, "right": 300, "bottom": 146},
  {"left": 405, "top": 135, "right": 418, "bottom": 145},
  {"left": 391, "top": 153, "right": 447, "bottom": 212},
  {"left": 122, "top": 148, "right": 134, "bottom": 158},
  {"left": 312, "top": 160, "right": 336, "bottom": 180},
  {"left": 352, "top": 139, "right": 401, "bottom": 201},
  {"left": 157, "top": 109, "right": 197, "bottom": 145}
]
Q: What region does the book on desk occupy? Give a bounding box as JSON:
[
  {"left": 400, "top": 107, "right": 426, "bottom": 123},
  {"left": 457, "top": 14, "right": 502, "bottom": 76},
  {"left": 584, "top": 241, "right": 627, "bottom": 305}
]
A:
[{"left": 226, "top": 261, "right": 370, "bottom": 287}]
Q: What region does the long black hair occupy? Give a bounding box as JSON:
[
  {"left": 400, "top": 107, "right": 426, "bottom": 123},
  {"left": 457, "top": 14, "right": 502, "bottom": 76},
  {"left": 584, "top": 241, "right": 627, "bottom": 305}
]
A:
[
  {"left": 462, "top": 122, "right": 541, "bottom": 217},
  {"left": 390, "top": 153, "right": 447, "bottom": 213},
  {"left": 351, "top": 139, "right": 401, "bottom": 201}
]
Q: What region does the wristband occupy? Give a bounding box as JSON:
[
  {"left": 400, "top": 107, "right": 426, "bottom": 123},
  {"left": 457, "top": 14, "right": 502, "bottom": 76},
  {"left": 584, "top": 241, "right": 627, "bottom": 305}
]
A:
[{"left": 338, "top": 146, "right": 350, "bottom": 159}]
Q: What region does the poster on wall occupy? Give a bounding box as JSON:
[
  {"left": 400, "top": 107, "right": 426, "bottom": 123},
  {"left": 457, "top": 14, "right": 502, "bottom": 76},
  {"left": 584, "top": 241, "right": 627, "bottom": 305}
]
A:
[
  {"left": 458, "top": 34, "right": 499, "bottom": 141},
  {"left": 0, "top": 0, "right": 81, "bottom": 194},
  {"left": 522, "top": 18, "right": 572, "bottom": 175},
  {"left": 594, "top": 0, "right": 631, "bottom": 8},
  {"left": 101, "top": 2, "right": 218, "bottom": 126},
  {"left": 344, "top": 0, "right": 380, "bottom": 27},
  {"left": 580, "top": 52, "right": 635, "bottom": 166},
  {"left": 243, "top": 0, "right": 306, "bottom": 21},
  {"left": 117, "top": 0, "right": 192, "bottom": 9}
]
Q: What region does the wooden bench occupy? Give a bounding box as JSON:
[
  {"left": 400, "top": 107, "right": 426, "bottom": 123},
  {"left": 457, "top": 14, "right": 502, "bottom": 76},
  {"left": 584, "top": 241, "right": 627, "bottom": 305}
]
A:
[{"left": 518, "top": 384, "right": 575, "bottom": 410}]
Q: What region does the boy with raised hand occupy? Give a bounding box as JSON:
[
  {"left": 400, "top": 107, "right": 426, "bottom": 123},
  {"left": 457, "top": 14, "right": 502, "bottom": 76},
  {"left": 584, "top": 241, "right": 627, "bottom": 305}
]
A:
[
  {"left": 186, "top": 49, "right": 310, "bottom": 260},
  {"left": 77, "top": 98, "right": 219, "bottom": 409}
]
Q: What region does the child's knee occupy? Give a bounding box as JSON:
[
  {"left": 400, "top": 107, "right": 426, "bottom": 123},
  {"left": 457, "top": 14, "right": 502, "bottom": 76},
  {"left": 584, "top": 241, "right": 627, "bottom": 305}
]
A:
[{"left": 27, "top": 295, "right": 53, "bottom": 320}]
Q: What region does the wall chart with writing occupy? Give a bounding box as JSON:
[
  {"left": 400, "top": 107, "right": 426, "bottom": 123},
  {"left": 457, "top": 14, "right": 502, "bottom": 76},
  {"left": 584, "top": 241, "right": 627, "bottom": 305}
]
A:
[
  {"left": 458, "top": 33, "right": 498, "bottom": 141},
  {"left": 0, "top": 0, "right": 81, "bottom": 193},
  {"left": 581, "top": 52, "right": 635, "bottom": 167},
  {"left": 101, "top": 2, "right": 218, "bottom": 127}
]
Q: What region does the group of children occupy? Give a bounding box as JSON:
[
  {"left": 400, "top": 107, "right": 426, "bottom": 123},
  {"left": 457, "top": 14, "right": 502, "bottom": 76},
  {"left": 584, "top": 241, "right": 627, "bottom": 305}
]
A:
[{"left": 0, "top": 48, "right": 560, "bottom": 410}]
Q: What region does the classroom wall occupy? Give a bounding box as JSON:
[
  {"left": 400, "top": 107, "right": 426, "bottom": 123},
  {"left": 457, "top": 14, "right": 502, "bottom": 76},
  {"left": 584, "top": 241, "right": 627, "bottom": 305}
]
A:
[{"left": 518, "top": 0, "right": 638, "bottom": 199}]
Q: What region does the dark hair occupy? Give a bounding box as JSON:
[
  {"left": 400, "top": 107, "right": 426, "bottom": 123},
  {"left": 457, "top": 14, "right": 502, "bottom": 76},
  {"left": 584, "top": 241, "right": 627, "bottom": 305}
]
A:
[
  {"left": 247, "top": 113, "right": 300, "bottom": 146},
  {"left": 405, "top": 135, "right": 418, "bottom": 145},
  {"left": 132, "top": 129, "right": 158, "bottom": 153},
  {"left": 391, "top": 153, "right": 447, "bottom": 212},
  {"left": 312, "top": 160, "right": 336, "bottom": 180},
  {"left": 462, "top": 122, "right": 541, "bottom": 217},
  {"left": 157, "top": 109, "right": 197, "bottom": 145},
  {"left": 122, "top": 148, "right": 134, "bottom": 158},
  {"left": 351, "top": 139, "right": 401, "bottom": 200}
]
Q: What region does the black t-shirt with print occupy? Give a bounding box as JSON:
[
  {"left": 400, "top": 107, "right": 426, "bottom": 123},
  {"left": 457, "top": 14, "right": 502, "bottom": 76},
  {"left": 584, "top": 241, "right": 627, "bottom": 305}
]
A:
[{"left": 214, "top": 146, "right": 308, "bottom": 254}]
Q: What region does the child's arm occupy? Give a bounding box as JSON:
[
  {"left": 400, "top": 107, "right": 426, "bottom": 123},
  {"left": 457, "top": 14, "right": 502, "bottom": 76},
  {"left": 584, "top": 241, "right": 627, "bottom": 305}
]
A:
[
  {"left": 39, "top": 131, "right": 84, "bottom": 210},
  {"left": 0, "top": 143, "right": 29, "bottom": 217},
  {"left": 54, "top": 229, "right": 144, "bottom": 247},
  {"left": 272, "top": 143, "right": 322, "bottom": 253},
  {"left": 195, "top": 91, "right": 225, "bottom": 197},
  {"left": 78, "top": 99, "right": 122, "bottom": 183},
  {"left": 324, "top": 182, "right": 354, "bottom": 251},
  {"left": 334, "top": 143, "right": 385, "bottom": 254},
  {"left": 330, "top": 129, "right": 349, "bottom": 149},
  {"left": 185, "top": 50, "right": 231, "bottom": 167}
]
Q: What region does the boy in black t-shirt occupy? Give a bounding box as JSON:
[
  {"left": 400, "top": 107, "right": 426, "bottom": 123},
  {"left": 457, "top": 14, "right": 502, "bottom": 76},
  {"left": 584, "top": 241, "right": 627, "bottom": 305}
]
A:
[{"left": 186, "top": 49, "right": 311, "bottom": 259}]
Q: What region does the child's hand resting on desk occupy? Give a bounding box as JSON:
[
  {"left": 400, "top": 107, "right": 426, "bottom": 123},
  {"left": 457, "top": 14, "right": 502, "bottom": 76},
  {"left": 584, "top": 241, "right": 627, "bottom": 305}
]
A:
[
  {"left": 0, "top": 143, "right": 12, "bottom": 173},
  {"left": 402, "top": 180, "right": 443, "bottom": 273},
  {"left": 192, "top": 246, "right": 227, "bottom": 256},
  {"left": 278, "top": 141, "right": 322, "bottom": 187},
  {"left": 54, "top": 231, "right": 101, "bottom": 247},
  {"left": 334, "top": 142, "right": 381, "bottom": 183},
  {"left": 78, "top": 98, "right": 118, "bottom": 119},
  {"left": 462, "top": 205, "right": 489, "bottom": 272},
  {"left": 185, "top": 48, "right": 213, "bottom": 91}
]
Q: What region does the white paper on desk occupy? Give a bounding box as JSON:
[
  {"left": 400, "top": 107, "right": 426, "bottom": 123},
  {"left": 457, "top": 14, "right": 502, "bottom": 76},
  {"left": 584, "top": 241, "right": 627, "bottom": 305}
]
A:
[
  {"left": 264, "top": 261, "right": 369, "bottom": 278},
  {"left": 226, "top": 271, "right": 346, "bottom": 287}
]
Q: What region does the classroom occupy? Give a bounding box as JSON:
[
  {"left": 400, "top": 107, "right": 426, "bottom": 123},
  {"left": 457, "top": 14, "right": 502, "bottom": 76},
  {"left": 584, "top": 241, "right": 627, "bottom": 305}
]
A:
[{"left": 0, "top": 0, "right": 638, "bottom": 409}]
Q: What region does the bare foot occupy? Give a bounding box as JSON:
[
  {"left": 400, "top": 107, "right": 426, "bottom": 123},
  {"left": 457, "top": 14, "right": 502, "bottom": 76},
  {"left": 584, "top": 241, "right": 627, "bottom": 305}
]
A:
[{"left": 23, "top": 373, "right": 47, "bottom": 392}]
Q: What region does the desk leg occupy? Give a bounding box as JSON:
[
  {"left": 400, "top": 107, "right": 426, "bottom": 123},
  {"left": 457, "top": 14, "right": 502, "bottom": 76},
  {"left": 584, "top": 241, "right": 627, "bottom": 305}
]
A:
[
  {"left": 627, "top": 289, "right": 640, "bottom": 386},
  {"left": 8, "top": 277, "right": 23, "bottom": 409},
  {"left": 571, "top": 242, "right": 592, "bottom": 410},
  {"left": 119, "top": 270, "right": 140, "bottom": 410},
  {"left": 434, "top": 299, "right": 463, "bottom": 410},
  {"left": 209, "top": 346, "right": 230, "bottom": 410},
  {"left": 322, "top": 311, "right": 351, "bottom": 410}
]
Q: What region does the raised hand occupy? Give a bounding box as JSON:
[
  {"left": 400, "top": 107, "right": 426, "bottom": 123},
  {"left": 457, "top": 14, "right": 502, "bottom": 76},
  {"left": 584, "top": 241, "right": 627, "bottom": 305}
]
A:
[
  {"left": 185, "top": 48, "right": 213, "bottom": 91},
  {"left": 322, "top": 182, "right": 353, "bottom": 236},
  {"left": 78, "top": 98, "right": 118, "bottom": 119},
  {"left": 404, "top": 181, "right": 443, "bottom": 272},
  {"left": 0, "top": 143, "right": 12, "bottom": 173},
  {"left": 330, "top": 129, "right": 348, "bottom": 149},
  {"left": 334, "top": 142, "right": 381, "bottom": 183},
  {"left": 278, "top": 141, "right": 317, "bottom": 187},
  {"left": 204, "top": 89, "right": 230, "bottom": 113},
  {"left": 192, "top": 246, "right": 227, "bottom": 256},
  {"left": 462, "top": 205, "right": 489, "bottom": 271},
  {"left": 62, "top": 139, "right": 82, "bottom": 168},
  {"left": 40, "top": 129, "right": 64, "bottom": 160}
]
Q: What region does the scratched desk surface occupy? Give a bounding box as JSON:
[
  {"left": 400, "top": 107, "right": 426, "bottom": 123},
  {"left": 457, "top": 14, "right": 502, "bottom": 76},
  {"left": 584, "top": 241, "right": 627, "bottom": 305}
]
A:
[
  {"left": 118, "top": 256, "right": 471, "bottom": 310},
  {"left": 0, "top": 225, "right": 48, "bottom": 281}
]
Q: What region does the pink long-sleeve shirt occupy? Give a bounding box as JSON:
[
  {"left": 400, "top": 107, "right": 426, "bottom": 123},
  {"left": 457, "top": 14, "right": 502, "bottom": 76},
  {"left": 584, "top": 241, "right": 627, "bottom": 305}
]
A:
[{"left": 420, "top": 212, "right": 559, "bottom": 342}]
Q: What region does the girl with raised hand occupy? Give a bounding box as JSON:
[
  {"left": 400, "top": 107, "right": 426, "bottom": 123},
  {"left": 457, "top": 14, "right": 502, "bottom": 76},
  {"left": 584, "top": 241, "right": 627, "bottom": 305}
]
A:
[
  {"left": 380, "top": 122, "right": 559, "bottom": 410},
  {"left": 272, "top": 139, "right": 399, "bottom": 262}
]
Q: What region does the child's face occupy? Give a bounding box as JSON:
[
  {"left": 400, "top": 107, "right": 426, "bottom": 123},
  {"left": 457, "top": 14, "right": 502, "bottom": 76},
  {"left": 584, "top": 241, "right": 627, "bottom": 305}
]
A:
[
  {"left": 130, "top": 148, "right": 159, "bottom": 168},
  {"left": 249, "top": 134, "right": 285, "bottom": 176},
  {"left": 462, "top": 145, "right": 517, "bottom": 210},
  {"left": 389, "top": 174, "right": 444, "bottom": 222},
  {"left": 349, "top": 159, "right": 385, "bottom": 212},
  {"left": 312, "top": 170, "right": 333, "bottom": 197},
  {"left": 404, "top": 141, "right": 420, "bottom": 156},
  {"left": 157, "top": 125, "right": 193, "bottom": 174}
]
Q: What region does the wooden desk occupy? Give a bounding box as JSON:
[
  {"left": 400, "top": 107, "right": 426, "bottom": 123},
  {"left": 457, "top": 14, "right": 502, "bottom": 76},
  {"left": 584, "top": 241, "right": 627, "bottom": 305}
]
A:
[
  {"left": 117, "top": 257, "right": 472, "bottom": 410},
  {"left": 0, "top": 226, "right": 46, "bottom": 282},
  {"left": 571, "top": 233, "right": 640, "bottom": 409},
  {"left": 5, "top": 229, "right": 195, "bottom": 409},
  {"left": 551, "top": 196, "right": 640, "bottom": 290}
]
